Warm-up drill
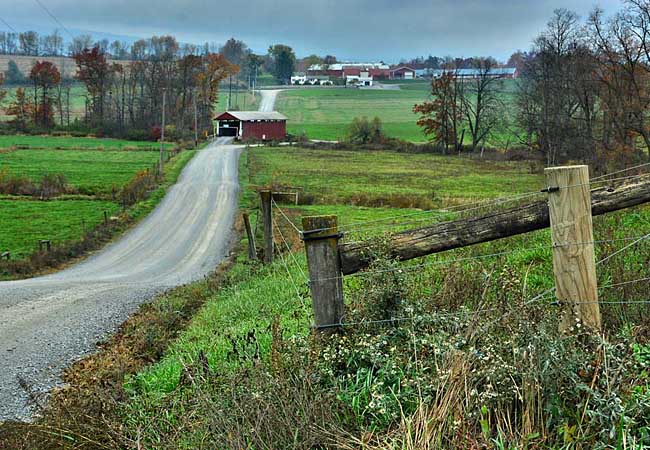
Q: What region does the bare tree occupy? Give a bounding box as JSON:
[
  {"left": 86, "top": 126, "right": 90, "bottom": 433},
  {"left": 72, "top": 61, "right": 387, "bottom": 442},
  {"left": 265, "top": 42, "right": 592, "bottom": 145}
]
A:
[{"left": 463, "top": 58, "right": 505, "bottom": 151}]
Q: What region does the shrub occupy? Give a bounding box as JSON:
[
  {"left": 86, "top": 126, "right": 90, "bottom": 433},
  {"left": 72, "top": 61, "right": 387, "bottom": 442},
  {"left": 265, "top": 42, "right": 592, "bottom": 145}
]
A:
[
  {"left": 120, "top": 169, "right": 157, "bottom": 207},
  {"left": 0, "top": 168, "right": 71, "bottom": 198},
  {"left": 347, "top": 116, "right": 385, "bottom": 145}
]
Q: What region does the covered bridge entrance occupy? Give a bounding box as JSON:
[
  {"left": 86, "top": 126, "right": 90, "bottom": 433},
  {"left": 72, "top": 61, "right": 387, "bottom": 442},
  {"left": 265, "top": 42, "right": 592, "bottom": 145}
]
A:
[{"left": 214, "top": 111, "right": 287, "bottom": 141}]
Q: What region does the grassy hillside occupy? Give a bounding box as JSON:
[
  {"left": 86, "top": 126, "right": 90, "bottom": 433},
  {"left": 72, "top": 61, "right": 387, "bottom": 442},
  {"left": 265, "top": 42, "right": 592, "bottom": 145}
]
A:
[
  {"left": 248, "top": 145, "right": 541, "bottom": 207},
  {"left": 276, "top": 80, "right": 519, "bottom": 144},
  {"left": 3, "top": 146, "right": 648, "bottom": 449}
]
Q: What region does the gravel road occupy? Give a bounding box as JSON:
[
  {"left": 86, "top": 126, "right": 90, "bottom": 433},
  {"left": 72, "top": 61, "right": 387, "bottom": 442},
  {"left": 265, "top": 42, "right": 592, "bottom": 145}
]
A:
[
  {"left": 258, "top": 89, "right": 282, "bottom": 112},
  {"left": 0, "top": 138, "right": 242, "bottom": 421}
]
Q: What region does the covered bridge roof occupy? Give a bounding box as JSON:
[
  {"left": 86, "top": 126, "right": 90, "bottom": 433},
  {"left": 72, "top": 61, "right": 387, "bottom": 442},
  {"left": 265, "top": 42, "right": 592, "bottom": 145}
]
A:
[{"left": 215, "top": 111, "right": 287, "bottom": 121}]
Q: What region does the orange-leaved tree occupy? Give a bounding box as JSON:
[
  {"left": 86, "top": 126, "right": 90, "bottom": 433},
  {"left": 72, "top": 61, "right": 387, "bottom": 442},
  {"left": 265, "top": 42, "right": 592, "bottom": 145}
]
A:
[
  {"left": 413, "top": 72, "right": 464, "bottom": 153},
  {"left": 6, "top": 87, "right": 33, "bottom": 131}
]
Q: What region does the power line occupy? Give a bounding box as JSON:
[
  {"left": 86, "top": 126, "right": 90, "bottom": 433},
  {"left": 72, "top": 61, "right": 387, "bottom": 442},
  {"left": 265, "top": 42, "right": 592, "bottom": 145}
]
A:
[
  {"left": 33, "top": 0, "right": 74, "bottom": 40},
  {"left": 0, "top": 16, "right": 18, "bottom": 33}
]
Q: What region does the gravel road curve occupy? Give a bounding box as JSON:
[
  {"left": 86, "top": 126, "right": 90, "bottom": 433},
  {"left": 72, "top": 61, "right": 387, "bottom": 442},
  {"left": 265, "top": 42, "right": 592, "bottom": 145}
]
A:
[{"left": 0, "top": 138, "right": 242, "bottom": 421}]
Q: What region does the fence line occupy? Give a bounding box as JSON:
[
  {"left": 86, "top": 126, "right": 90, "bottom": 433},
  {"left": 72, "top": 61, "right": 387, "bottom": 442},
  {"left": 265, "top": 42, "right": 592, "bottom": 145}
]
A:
[
  {"left": 272, "top": 199, "right": 302, "bottom": 236},
  {"left": 309, "top": 235, "right": 650, "bottom": 284},
  {"left": 292, "top": 169, "right": 650, "bottom": 237}
]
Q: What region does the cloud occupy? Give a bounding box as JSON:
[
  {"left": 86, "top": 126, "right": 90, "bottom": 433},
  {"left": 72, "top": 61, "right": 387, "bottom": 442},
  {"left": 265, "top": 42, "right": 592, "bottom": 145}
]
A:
[{"left": 0, "top": 0, "right": 624, "bottom": 60}]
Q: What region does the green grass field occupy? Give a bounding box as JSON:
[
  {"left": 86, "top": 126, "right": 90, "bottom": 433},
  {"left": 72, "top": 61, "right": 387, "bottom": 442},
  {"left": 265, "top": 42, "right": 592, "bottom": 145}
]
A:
[
  {"left": 0, "top": 135, "right": 195, "bottom": 267},
  {"left": 0, "top": 134, "right": 165, "bottom": 150},
  {"left": 0, "top": 148, "right": 160, "bottom": 194},
  {"left": 275, "top": 80, "right": 519, "bottom": 144},
  {"left": 248, "top": 146, "right": 542, "bottom": 207},
  {"left": 0, "top": 199, "right": 120, "bottom": 260}
]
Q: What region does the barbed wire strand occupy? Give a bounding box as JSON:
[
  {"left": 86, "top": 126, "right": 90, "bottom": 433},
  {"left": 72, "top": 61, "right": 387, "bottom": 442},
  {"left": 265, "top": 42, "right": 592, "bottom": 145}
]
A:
[
  {"left": 272, "top": 227, "right": 306, "bottom": 309},
  {"left": 272, "top": 199, "right": 303, "bottom": 236},
  {"left": 273, "top": 217, "right": 308, "bottom": 282},
  {"left": 597, "top": 231, "right": 650, "bottom": 266},
  {"left": 591, "top": 161, "right": 650, "bottom": 181}
]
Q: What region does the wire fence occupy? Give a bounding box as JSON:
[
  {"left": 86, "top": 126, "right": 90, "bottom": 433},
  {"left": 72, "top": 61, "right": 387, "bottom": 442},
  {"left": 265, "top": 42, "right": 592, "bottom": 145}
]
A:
[
  {"left": 269, "top": 168, "right": 650, "bottom": 238},
  {"left": 264, "top": 160, "right": 650, "bottom": 331}
]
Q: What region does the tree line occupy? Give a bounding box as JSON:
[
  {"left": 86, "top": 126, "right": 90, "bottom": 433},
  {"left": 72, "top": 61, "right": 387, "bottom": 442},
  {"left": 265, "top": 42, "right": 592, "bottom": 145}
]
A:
[
  {"left": 0, "top": 35, "right": 301, "bottom": 140},
  {"left": 415, "top": 1, "right": 650, "bottom": 168}
]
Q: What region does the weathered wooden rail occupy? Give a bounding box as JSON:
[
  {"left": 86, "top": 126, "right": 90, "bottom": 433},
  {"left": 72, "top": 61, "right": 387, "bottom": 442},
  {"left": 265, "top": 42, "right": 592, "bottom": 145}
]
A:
[
  {"left": 339, "top": 177, "right": 650, "bottom": 275},
  {"left": 297, "top": 166, "right": 650, "bottom": 333}
]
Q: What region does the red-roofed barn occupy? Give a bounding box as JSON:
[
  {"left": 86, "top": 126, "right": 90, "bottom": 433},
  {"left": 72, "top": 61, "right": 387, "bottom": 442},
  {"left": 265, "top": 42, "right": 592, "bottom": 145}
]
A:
[{"left": 214, "top": 111, "right": 287, "bottom": 141}]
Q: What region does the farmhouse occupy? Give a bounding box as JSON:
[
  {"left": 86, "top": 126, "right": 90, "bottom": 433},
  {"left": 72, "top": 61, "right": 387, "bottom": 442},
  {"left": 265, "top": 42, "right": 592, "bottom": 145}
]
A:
[{"left": 214, "top": 111, "right": 287, "bottom": 141}]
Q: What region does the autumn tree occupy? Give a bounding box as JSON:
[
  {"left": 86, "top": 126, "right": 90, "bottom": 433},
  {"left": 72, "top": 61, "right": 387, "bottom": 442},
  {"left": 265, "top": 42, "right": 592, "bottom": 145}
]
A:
[
  {"left": 413, "top": 72, "right": 464, "bottom": 153},
  {"left": 516, "top": 9, "right": 597, "bottom": 165},
  {"left": 268, "top": 44, "right": 296, "bottom": 84},
  {"left": 589, "top": 4, "right": 650, "bottom": 155},
  {"left": 74, "top": 45, "right": 114, "bottom": 124},
  {"left": 6, "top": 87, "right": 33, "bottom": 130},
  {"left": 29, "top": 61, "right": 60, "bottom": 128}
]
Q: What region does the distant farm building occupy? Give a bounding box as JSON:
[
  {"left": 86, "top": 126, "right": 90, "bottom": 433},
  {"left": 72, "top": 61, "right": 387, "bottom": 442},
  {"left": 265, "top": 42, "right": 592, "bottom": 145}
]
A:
[
  {"left": 430, "top": 67, "right": 518, "bottom": 79},
  {"left": 307, "top": 63, "right": 391, "bottom": 82},
  {"left": 214, "top": 111, "right": 287, "bottom": 141},
  {"left": 346, "top": 70, "right": 374, "bottom": 86},
  {"left": 290, "top": 74, "right": 333, "bottom": 85},
  {"left": 390, "top": 66, "right": 416, "bottom": 80}
]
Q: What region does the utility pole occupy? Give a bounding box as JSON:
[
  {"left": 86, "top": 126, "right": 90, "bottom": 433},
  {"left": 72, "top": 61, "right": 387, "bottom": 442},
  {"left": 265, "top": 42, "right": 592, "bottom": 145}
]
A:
[
  {"left": 228, "top": 75, "right": 232, "bottom": 110},
  {"left": 193, "top": 93, "right": 198, "bottom": 148},
  {"left": 159, "top": 88, "right": 166, "bottom": 174}
]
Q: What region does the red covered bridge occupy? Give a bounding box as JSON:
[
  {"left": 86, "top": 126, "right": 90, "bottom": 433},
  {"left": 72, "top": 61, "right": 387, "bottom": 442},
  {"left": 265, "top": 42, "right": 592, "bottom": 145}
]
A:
[{"left": 214, "top": 111, "right": 287, "bottom": 141}]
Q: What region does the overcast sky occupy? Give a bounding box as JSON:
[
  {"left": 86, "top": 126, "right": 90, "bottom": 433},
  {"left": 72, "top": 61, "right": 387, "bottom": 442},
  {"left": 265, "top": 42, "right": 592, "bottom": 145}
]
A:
[{"left": 0, "top": 0, "right": 624, "bottom": 62}]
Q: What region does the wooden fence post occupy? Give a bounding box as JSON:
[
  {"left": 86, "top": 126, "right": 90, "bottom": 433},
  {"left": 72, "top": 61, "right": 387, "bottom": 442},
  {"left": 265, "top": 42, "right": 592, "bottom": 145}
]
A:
[
  {"left": 103, "top": 210, "right": 108, "bottom": 226},
  {"left": 260, "top": 190, "right": 274, "bottom": 264},
  {"left": 243, "top": 213, "right": 258, "bottom": 260},
  {"left": 545, "top": 165, "right": 601, "bottom": 332},
  {"left": 302, "top": 215, "right": 345, "bottom": 332}
]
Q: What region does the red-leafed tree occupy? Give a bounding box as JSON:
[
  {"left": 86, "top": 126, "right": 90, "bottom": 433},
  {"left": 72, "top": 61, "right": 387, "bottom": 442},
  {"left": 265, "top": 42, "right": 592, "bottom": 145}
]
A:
[
  {"left": 29, "top": 60, "right": 60, "bottom": 128},
  {"left": 73, "top": 45, "right": 114, "bottom": 124},
  {"left": 413, "top": 72, "right": 464, "bottom": 153}
]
